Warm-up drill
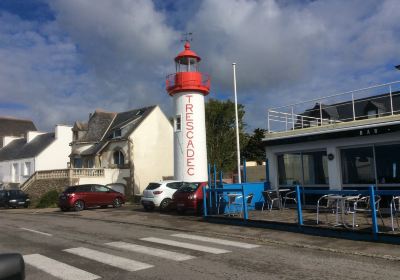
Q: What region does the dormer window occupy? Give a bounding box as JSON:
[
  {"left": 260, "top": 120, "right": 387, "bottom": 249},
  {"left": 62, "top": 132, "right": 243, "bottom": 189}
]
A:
[
  {"left": 367, "top": 109, "right": 378, "bottom": 119},
  {"left": 113, "top": 129, "right": 122, "bottom": 138}
]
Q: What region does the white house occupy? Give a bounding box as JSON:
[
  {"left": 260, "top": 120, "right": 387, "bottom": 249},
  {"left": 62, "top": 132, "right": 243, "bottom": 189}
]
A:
[
  {"left": 0, "top": 125, "right": 72, "bottom": 186},
  {"left": 70, "top": 105, "right": 173, "bottom": 196}
]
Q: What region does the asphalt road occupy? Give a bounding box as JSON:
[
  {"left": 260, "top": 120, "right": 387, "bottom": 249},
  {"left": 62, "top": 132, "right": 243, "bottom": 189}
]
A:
[{"left": 0, "top": 205, "right": 399, "bottom": 280}]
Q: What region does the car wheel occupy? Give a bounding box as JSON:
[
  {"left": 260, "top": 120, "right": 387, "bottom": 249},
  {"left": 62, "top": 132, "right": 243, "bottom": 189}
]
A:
[
  {"left": 159, "top": 198, "right": 171, "bottom": 212},
  {"left": 113, "top": 197, "right": 122, "bottom": 208},
  {"left": 143, "top": 205, "right": 154, "bottom": 211},
  {"left": 74, "top": 200, "right": 85, "bottom": 212}
]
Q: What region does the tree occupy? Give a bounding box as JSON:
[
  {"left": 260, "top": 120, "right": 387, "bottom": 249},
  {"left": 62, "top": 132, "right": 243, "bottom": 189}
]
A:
[
  {"left": 242, "top": 128, "right": 266, "bottom": 164},
  {"left": 205, "top": 99, "right": 247, "bottom": 173}
]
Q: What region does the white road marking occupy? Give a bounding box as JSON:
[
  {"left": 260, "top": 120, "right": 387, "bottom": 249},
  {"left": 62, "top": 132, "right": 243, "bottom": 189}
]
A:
[
  {"left": 19, "top": 227, "right": 52, "bottom": 237},
  {"left": 171, "top": 233, "right": 260, "bottom": 249},
  {"left": 105, "top": 241, "right": 195, "bottom": 261},
  {"left": 140, "top": 237, "right": 231, "bottom": 254},
  {"left": 64, "top": 247, "right": 153, "bottom": 272},
  {"left": 24, "top": 254, "right": 100, "bottom": 280}
]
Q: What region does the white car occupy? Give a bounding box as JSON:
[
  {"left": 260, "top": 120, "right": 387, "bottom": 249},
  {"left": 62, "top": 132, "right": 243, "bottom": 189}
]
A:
[{"left": 141, "top": 180, "right": 182, "bottom": 211}]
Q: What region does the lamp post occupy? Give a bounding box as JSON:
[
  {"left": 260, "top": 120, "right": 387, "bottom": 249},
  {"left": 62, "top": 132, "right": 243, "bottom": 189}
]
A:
[{"left": 232, "top": 63, "right": 241, "bottom": 184}]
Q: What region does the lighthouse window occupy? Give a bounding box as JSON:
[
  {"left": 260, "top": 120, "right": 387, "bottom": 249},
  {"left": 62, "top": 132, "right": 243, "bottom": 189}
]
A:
[{"left": 175, "top": 115, "right": 182, "bottom": 131}]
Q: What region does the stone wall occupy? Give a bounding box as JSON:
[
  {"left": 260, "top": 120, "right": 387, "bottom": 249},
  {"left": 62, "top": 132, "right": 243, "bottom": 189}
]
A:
[{"left": 25, "top": 178, "right": 78, "bottom": 206}]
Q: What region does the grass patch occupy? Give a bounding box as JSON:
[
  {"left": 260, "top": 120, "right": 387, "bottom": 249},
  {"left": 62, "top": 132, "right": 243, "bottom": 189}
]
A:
[{"left": 36, "top": 190, "right": 59, "bottom": 208}]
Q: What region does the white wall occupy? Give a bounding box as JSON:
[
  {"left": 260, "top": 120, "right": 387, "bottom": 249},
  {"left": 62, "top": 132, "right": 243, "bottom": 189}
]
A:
[
  {"left": 77, "top": 168, "right": 130, "bottom": 187},
  {"left": 266, "top": 130, "right": 400, "bottom": 190},
  {"left": 35, "top": 125, "right": 72, "bottom": 171},
  {"left": 130, "top": 106, "right": 173, "bottom": 194}
]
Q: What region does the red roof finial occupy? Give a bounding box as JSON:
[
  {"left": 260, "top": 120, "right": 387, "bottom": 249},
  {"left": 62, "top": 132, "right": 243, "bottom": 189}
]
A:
[{"left": 184, "top": 41, "right": 190, "bottom": 50}]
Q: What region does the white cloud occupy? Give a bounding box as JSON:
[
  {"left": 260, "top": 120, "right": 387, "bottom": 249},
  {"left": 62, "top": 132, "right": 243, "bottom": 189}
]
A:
[{"left": 1, "top": 0, "right": 399, "bottom": 132}]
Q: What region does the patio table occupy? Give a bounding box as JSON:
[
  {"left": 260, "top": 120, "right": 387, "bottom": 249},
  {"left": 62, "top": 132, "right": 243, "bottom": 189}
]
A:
[{"left": 329, "top": 195, "right": 359, "bottom": 229}]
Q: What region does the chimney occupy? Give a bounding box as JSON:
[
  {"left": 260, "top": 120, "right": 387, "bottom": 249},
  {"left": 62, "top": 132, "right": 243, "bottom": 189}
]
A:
[{"left": 26, "top": 131, "right": 45, "bottom": 143}]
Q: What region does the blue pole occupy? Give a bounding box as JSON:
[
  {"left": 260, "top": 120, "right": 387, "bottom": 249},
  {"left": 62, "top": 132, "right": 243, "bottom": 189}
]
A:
[
  {"left": 213, "top": 164, "right": 217, "bottom": 187},
  {"left": 243, "top": 158, "right": 247, "bottom": 183},
  {"left": 203, "top": 186, "right": 207, "bottom": 217},
  {"left": 266, "top": 158, "right": 270, "bottom": 183},
  {"left": 219, "top": 171, "right": 223, "bottom": 187},
  {"left": 242, "top": 185, "right": 248, "bottom": 220},
  {"left": 296, "top": 185, "right": 303, "bottom": 225},
  {"left": 369, "top": 185, "right": 378, "bottom": 240},
  {"left": 208, "top": 164, "right": 211, "bottom": 187}
]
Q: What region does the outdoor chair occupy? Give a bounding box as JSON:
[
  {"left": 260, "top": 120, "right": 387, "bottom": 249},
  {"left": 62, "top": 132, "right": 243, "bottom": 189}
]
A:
[
  {"left": 262, "top": 190, "right": 281, "bottom": 211},
  {"left": 282, "top": 190, "right": 297, "bottom": 208},
  {"left": 390, "top": 196, "right": 400, "bottom": 231},
  {"left": 225, "top": 193, "right": 242, "bottom": 216},
  {"left": 316, "top": 194, "right": 338, "bottom": 224},
  {"left": 351, "top": 195, "right": 384, "bottom": 229}
]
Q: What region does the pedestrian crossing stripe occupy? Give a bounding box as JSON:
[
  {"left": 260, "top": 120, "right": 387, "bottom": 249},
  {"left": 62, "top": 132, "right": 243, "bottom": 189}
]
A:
[
  {"left": 63, "top": 247, "right": 153, "bottom": 272},
  {"left": 140, "top": 237, "right": 231, "bottom": 254},
  {"left": 171, "top": 233, "right": 260, "bottom": 248},
  {"left": 24, "top": 254, "right": 100, "bottom": 280},
  {"left": 105, "top": 241, "right": 195, "bottom": 261}
]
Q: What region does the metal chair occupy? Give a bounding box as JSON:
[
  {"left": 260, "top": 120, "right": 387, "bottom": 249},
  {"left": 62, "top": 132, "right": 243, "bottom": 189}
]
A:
[
  {"left": 262, "top": 190, "right": 281, "bottom": 211},
  {"left": 282, "top": 190, "right": 297, "bottom": 208},
  {"left": 316, "top": 194, "right": 338, "bottom": 224},
  {"left": 390, "top": 196, "right": 400, "bottom": 231},
  {"left": 351, "top": 195, "right": 384, "bottom": 229}
]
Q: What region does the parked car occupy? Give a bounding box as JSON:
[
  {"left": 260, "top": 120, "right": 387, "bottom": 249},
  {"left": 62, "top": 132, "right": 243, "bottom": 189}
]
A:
[
  {"left": 0, "top": 190, "right": 30, "bottom": 209},
  {"left": 172, "top": 182, "right": 208, "bottom": 214},
  {"left": 141, "top": 180, "right": 182, "bottom": 211},
  {"left": 58, "top": 184, "right": 125, "bottom": 211}
]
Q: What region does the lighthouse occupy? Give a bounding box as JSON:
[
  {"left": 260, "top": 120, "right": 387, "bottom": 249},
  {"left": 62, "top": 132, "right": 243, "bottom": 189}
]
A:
[{"left": 166, "top": 40, "right": 210, "bottom": 182}]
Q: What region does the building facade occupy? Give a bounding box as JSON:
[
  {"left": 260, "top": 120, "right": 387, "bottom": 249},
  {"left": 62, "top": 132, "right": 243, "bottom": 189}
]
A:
[
  {"left": 70, "top": 105, "right": 173, "bottom": 196},
  {"left": 0, "top": 125, "right": 72, "bottom": 186},
  {"left": 264, "top": 82, "right": 400, "bottom": 190}
]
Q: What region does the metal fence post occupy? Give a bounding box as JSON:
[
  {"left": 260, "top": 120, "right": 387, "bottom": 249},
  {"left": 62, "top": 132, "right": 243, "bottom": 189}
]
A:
[
  {"left": 369, "top": 185, "right": 378, "bottom": 240},
  {"left": 242, "top": 185, "right": 248, "bottom": 220},
  {"left": 291, "top": 106, "right": 295, "bottom": 130},
  {"left": 390, "top": 85, "right": 394, "bottom": 115},
  {"left": 203, "top": 186, "right": 208, "bottom": 217},
  {"left": 208, "top": 164, "right": 211, "bottom": 187},
  {"left": 296, "top": 185, "right": 303, "bottom": 225},
  {"left": 213, "top": 164, "right": 217, "bottom": 212},
  {"left": 319, "top": 102, "right": 323, "bottom": 125}
]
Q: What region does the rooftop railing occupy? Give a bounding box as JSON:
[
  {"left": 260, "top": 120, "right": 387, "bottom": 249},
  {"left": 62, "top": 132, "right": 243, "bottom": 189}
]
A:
[{"left": 267, "top": 81, "right": 400, "bottom": 133}]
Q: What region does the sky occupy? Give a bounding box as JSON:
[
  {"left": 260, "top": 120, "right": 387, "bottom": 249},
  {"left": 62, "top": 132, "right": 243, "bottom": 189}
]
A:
[{"left": 0, "top": 0, "right": 400, "bottom": 132}]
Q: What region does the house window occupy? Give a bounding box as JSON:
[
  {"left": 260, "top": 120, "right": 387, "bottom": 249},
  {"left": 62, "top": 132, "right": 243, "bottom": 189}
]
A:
[
  {"left": 113, "top": 129, "right": 122, "bottom": 138},
  {"left": 341, "top": 147, "right": 375, "bottom": 184},
  {"left": 73, "top": 158, "right": 83, "bottom": 168},
  {"left": 24, "top": 162, "right": 31, "bottom": 176},
  {"left": 175, "top": 115, "right": 182, "bottom": 131},
  {"left": 86, "top": 159, "right": 94, "bottom": 168},
  {"left": 277, "top": 151, "right": 328, "bottom": 186},
  {"left": 113, "top": 150, "right": 124, "bottom": 166},
  {"left": 367, "top": 109, "right": 377, "bottom": 119}
]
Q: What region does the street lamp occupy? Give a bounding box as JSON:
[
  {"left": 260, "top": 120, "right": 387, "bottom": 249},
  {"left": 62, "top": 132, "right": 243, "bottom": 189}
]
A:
[{"left": 232, "top": 63, "right": 241, "bottom": 184}]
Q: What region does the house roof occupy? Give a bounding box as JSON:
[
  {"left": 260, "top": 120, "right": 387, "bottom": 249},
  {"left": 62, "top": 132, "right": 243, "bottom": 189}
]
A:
[
  {"left": 73, "top": 106, "right": 156, "bottom": 156},
  {"left": 0, "top": 133, "right": 55, "bottom": 161},
  {"left": 0, "top": 116, "right": 36, "bottom": 138},
  {"left": 76, "top": 110, "right": 116, "bottom": 142}
]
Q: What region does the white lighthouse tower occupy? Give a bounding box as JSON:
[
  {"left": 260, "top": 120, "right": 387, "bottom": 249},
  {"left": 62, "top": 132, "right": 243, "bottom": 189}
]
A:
[{"left": 166, "top": 40, "right": 210, "bottom": 182}]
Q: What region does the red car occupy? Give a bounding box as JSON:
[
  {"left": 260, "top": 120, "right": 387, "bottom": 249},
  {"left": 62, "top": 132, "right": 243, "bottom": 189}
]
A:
[
  {"left": 172, "top": 182, "right": 208, "bottom": 214},
  {"left": 58, "top": 184, "right": 125, "bottom": 211}
]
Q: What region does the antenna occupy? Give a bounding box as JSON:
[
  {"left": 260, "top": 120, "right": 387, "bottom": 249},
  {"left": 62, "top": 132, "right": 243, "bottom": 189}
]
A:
[{"left": 181, "top": 32, "right": 193, "bottom": 43}]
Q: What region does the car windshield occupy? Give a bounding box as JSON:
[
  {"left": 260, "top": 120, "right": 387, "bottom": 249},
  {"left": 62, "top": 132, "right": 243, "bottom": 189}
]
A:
[
  {"left": 178, "top": 182, "right": 199, "bottom": 192},
  {"left": 7, "top": 190, "right": 26, "bottom": 198},
  {"left": 145, "top": 183, "right": 161, "bottom": 190}
]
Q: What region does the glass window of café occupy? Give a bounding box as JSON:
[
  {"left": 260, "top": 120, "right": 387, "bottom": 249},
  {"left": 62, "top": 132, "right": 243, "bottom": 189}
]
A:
[
  {"left": 341, "top": 147, "right": 375, "bottom": 184},
  {"left": 375, "top": 144, "right": 400, "bottom": 184},
  {"left": 277, "top": 151, "right": 329, "bottom": 186}
]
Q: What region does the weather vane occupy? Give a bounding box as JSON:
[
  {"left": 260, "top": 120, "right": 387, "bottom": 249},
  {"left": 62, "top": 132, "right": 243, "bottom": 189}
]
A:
[{"left": 181, "top": 32, "right": 193, "bottom": 43}]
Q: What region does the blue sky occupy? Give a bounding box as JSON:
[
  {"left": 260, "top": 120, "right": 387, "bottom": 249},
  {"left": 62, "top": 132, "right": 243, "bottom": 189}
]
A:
[{"left": 0, "top": 0, "right": 399, "bottom": 131}]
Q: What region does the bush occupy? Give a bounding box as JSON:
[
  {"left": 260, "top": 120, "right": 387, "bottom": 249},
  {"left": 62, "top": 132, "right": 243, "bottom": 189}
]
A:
[{"left": 36, "top": 190, "right": 59, "bottom": 208}]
